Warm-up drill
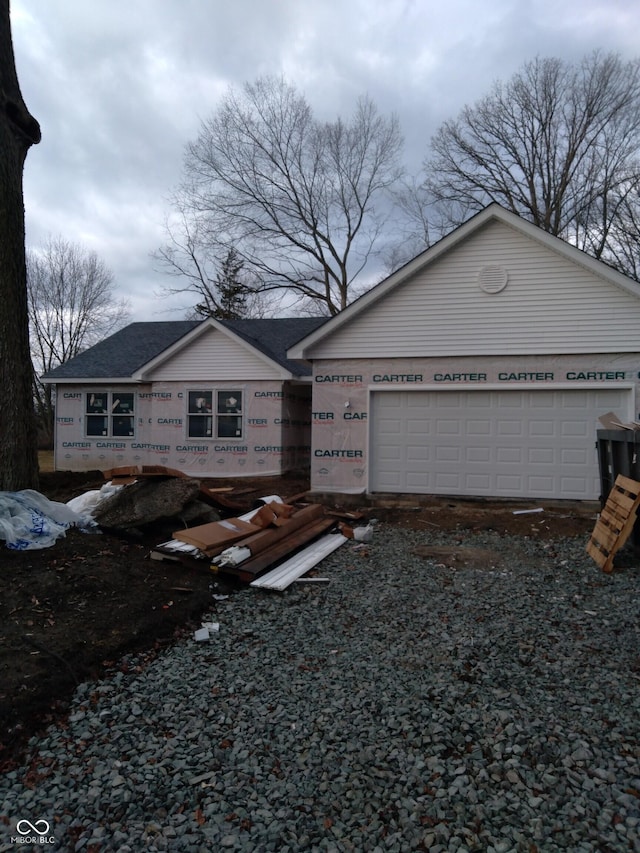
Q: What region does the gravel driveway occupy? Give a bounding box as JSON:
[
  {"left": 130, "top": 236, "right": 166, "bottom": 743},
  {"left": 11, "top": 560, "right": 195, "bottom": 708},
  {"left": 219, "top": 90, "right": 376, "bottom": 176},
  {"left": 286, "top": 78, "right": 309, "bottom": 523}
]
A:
[{"left": 0, "top": 524, "right": 638, "bottom": 852}]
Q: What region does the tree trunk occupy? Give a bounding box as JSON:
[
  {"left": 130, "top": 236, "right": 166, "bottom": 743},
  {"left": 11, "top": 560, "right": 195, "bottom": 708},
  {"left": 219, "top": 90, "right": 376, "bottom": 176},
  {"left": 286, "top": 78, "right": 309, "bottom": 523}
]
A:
[{"left": 0, "top": 0, "right": 41, "bottom": 490}]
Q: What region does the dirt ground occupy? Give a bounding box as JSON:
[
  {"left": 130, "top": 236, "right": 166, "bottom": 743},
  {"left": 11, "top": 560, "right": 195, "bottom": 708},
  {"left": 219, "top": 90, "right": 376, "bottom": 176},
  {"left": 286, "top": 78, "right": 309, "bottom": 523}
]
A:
[{"left": 0, "top": 468, "right": 603, "bottom": 769}]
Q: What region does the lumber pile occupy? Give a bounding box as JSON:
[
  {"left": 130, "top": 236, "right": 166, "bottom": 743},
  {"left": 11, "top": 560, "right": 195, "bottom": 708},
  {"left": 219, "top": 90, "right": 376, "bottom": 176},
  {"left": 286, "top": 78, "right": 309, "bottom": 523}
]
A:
[{"left": 152, "top": 498, "right": 352, "bottom": 585}]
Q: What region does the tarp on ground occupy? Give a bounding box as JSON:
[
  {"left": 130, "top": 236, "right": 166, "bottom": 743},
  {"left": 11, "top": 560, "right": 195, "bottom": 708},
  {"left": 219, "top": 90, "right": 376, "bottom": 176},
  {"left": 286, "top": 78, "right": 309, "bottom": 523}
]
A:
[{"left": 0, "top": 490, "right": 83, "bottom": 550}]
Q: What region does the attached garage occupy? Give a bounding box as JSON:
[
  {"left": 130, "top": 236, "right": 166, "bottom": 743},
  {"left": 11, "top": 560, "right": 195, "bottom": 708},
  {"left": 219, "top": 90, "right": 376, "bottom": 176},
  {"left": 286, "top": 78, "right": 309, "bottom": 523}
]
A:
[
  {"left": 288, "top": 204, "right": 640, "bottom": 501},
  {"left": 370, "top": 386, "right": 633, "bottom": 499}
]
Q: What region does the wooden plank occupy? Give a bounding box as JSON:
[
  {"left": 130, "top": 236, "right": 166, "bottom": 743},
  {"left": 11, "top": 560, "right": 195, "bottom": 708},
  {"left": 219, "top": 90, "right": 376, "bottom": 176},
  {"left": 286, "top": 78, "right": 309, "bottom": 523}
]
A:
[
  {"left": 591, "top": 526, "right": 619, "bottom": 551},
  {"left": 612, "top": 474, "right": 640, "bottom": 495},
  {"left": 597, "top": 515, "right": 624, "bottom": 537},
  {"left": 608, "top": 491, "right": 637, "bottom": 514},
  {"left": 215, "top": 517, "right": 337, "bottom": 582}
]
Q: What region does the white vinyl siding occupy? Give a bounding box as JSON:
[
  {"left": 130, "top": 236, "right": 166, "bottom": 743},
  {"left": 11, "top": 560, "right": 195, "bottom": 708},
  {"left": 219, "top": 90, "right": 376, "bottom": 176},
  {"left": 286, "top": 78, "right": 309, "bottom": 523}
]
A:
[
  {"left": 308, "top": 220, "right": 640, "bottom": 359},
  {"left": 370, "top": 387, "right": 633, "bottom": 499},
  {"left": 148, "top": 327, "right": 282, "bottom": 381}
]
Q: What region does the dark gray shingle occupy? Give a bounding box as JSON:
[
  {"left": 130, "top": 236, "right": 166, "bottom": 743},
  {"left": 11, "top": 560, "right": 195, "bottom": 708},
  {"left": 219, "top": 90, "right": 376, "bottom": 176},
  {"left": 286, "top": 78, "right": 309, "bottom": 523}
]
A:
[{"left": 43, "top": 317, "right": 326, "bottom": 380}]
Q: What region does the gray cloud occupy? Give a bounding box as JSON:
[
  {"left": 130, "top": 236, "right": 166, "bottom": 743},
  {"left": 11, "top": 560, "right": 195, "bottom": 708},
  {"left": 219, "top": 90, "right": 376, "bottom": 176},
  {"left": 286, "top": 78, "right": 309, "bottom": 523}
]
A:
[{"left": 11, "top": 0, "right": 639, "bottom": 320}]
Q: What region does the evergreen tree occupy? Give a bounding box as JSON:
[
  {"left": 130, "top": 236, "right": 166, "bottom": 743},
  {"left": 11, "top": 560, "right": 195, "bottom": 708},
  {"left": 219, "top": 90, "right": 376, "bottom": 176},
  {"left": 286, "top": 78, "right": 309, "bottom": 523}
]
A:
[{"left": 214, "top": 248, "right": 248, "bottom": 319}]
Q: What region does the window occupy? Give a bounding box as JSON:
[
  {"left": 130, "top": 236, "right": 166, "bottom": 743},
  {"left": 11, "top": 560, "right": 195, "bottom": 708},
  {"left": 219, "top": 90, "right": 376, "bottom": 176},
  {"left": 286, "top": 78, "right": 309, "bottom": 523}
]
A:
[
  {"left": 85, "top": 392, "right": 135, "bottom": 437},
  {"left": 188, "top": 390, "right": 243, "bottom": 439},
  {"left": 187, "top": 391, "right": 212, "bottom": 437},
  {"left": 217, "top": 390, "right": 243, "bottom": 438}
]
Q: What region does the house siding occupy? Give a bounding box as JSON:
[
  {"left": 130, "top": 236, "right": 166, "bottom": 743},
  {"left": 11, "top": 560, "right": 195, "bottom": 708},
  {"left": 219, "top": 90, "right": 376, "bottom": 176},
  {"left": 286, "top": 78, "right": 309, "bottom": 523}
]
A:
[
  {"left": 147, "top": 326, "right": 281, "bottom": 381},
  {"left": 306, "top": 221, "right": 640, "bottom": 359}
]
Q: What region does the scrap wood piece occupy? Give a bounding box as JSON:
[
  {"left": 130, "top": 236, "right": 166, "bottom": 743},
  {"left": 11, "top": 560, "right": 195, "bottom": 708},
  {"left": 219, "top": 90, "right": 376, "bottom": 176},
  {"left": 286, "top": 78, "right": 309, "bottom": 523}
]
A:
[
  {"left": 214, "top": 516, "right": 337, "bottom": 582},
  {"left": 173, "top": 517, "right": 262, "bottom": 550},
  {"left": 222, "top": 504, "right": 326, "bottom": 558},
  {"left": 586, "top": 474, "right": 640, "bottom": 573},
  {"left": 250, "top": 533, "right": 348, "bottom": 591}
]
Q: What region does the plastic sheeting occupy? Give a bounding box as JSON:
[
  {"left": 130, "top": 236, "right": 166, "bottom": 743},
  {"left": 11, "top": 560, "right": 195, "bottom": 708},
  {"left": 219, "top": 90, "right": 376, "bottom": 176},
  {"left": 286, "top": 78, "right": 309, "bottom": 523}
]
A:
[
  {"left": 66, "top": 482, "right": 122, "bottom": 518},
  {"left": 0, "top": 490, "right": 83, "bottom": 551}
]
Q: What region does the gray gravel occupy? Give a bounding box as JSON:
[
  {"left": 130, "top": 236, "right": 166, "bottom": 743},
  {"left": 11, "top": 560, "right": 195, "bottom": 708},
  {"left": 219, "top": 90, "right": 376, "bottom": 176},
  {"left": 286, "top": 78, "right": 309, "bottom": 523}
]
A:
[{"left": 1, "top": 524, "right": 639, "bottom": 852}]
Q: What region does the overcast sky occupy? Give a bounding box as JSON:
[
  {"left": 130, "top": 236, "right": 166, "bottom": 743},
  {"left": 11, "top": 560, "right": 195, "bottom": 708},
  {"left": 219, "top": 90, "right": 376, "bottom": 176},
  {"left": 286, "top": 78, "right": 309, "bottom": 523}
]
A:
[{"left": 10, "top": 0, "right": 640, "bottom": 322}]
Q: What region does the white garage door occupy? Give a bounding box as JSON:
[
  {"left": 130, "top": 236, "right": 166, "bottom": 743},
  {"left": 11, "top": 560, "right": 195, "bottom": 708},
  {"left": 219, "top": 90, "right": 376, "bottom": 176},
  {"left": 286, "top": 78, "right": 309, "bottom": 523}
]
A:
[{"left": 370, "top": 388, "right": 632, "bottom": 499}]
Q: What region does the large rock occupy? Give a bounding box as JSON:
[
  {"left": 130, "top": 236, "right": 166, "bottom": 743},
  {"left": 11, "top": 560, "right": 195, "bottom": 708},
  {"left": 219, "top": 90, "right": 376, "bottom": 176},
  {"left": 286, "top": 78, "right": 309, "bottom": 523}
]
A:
[{"left": 94, "top": 477, "right": 208, "bottom": 530}]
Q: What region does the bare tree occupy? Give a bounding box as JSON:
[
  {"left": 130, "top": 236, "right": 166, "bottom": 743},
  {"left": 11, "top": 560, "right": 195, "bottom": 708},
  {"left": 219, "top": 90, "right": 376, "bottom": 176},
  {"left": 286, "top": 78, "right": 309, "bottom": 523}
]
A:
[
  {"left": 420, "top": 51, "right": 640, "bottom": 272},
  {"left": 162, "top": 76, "right": 403, "bottom": 316},
  {"left": 604, "top": 188, "right": 640, "bottom": 281},
  {"left": 28, "top": 237, "right": 130, "bottom": 446},
  {"left": 0, "top": 0, "right": 41, "bottom": 490},
  {"left": 155, "top": 205, "right": 275, "bottom": 318}
]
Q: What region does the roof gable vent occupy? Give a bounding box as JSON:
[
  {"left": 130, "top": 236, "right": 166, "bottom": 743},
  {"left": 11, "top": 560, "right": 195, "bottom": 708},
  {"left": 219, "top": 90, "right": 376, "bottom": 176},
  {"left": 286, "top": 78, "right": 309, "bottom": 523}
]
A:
[{"left": 478, "top": 265, "right": 508, "bottom": 294}]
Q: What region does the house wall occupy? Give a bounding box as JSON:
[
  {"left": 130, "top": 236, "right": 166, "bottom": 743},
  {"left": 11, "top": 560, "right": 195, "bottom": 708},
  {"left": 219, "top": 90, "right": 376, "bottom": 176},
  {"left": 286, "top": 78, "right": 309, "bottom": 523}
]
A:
[
  {"left": 310, "top": 354, "right": 640, "bottom": 493},
  {"left": 305, "top": 220, "right": 640, "bottom": 359},
  {"left": 53, "top": 379, "right": 312, "bottom": 477}
]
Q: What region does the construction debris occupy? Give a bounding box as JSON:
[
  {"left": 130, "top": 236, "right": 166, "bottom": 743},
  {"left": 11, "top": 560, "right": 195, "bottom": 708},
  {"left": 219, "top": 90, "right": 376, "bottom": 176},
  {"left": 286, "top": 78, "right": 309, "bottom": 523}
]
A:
[
  {"left": 586, "top": 474, "right": 640, "bottom": 573},
  {"left": 94, "top": 476, "right": 212, "bottom": 531},
  {"left": 151, "top": 493, "right": 359, "bottom": 587},
  {"left": 0, "top": 490, "right": 84, "bottom": 550},
  {"left": 25, "top": 464, "right": 363, "bottom": 581},
  {"left": 250, "top": 532, "right": 348, "bottom": 591}
]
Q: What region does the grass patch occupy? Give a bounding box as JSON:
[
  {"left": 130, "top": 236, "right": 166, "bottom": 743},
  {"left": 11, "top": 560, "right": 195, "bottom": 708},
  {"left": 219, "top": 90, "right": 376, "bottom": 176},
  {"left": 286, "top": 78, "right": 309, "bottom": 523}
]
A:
[{"left": 38, "top": 450, "right": 55, "bottom": 473}]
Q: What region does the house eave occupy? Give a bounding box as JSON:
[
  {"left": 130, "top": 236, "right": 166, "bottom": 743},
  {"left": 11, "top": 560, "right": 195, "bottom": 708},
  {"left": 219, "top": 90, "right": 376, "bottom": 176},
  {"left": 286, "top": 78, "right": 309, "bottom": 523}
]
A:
[{"left": 41, "top": 376, "right": 140, "bottom": 385}]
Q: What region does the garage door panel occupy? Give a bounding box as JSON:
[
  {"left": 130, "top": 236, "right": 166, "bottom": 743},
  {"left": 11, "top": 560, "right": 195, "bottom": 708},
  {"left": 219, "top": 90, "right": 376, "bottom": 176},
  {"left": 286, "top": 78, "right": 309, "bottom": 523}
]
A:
[
  {"left": 377, "top": 445, "right": 402, "bottom": 461},
  {"left": 529, "top": 420, "right": 555, "bottom": 436},
  {"left": 378, "top": 476, "right": 402, "bottom": 490},
  {"left": 467, "top": 419, "right": 492, "bottom": 436},
  {"left": 406, "top": 472, "right": 428, "bottom": 488},
  {"left": 562, "top": 421, "right": 589, "bottom": 437},
  {"left": 466, "top": 447, "right": 491, "bottom": 462},
  {"left": 436, "top": 419, "right": 461, "bottom": 436},
  {"left": 529, "top": 392, "right": 556, "bottom": 408},
  {"left": 561, "top": 448, "right": 588, "bottom": 464},
  {"left": 370, "top": 388, "right": 630, "bottom": 499},
  {"left": 407, "top": 445, "right": 429, "bottom": 461},
  {"left": 407, "top": 418, "right": 429, "bottom": 435},
  {"left": 466, "top": 473, "right": 492, "bottom": 490},
  {"left": 498, "top": 420, "right": 523, "bottom": 436},
  {"left": 436, "top": 446, "right": 462, "bottom": 462},
  {"left": 594, "top": 389, "right": 627, "bottom": 407},
  {"left": 528, "top": 448, "right": 554, "bottom": 464},
  {"left": 527, "top": 475, "right": 554, "bottom": 492},
  {"left": 497, "top": 447, "right": 523, "bottom": 463},
  {"left": 435, "top": 472, "right": 461, "bottom": 489},
  {"left": 496, "top": 391, "right": 525, "bottom": 407},
  {"left": 496, "top": 473, "right": 523, "bottom": 491}
]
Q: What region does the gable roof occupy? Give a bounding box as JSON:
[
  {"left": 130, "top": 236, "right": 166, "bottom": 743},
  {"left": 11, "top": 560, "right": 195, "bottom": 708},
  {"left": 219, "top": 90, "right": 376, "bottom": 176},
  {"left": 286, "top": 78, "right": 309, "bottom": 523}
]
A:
[
  {"left": 287, "top": 203, "right": 640, "bottom": 359},
  {"left": 43, "top": 317, "right": 327, "bottom": 383}
]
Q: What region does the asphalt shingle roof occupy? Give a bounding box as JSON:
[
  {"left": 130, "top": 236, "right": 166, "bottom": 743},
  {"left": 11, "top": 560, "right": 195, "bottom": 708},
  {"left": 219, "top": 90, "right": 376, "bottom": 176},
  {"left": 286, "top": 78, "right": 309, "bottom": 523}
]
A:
[{"left": 43, "top": 317, "right": 326, "bottom": 381}]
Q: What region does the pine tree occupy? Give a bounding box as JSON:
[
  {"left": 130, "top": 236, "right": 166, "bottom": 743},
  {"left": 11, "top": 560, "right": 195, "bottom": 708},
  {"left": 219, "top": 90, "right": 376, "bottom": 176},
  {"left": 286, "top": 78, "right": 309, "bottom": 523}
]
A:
[
  {"left": 215, "top": 248, "right": 248, "bottom": 319},
  {"left": 192, "top": 247, "right": 251, "bottom": 319}
]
